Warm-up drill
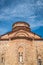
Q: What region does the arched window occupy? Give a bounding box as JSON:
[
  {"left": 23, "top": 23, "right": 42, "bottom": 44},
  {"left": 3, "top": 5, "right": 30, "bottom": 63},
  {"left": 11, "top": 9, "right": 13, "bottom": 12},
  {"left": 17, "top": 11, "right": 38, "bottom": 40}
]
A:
[{"left": 18, "top": 46, "right": 23, "bottom": 63}]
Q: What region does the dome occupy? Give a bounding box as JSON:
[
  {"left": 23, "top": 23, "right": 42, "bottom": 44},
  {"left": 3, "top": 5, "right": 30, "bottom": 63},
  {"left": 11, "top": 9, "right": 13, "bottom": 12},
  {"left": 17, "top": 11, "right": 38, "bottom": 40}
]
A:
[
  {"left": 12, "top": 21, "right": 30, "bottom": 31},
  {"left": 12, "top": 21, "right": 30, "bottom": 28}
]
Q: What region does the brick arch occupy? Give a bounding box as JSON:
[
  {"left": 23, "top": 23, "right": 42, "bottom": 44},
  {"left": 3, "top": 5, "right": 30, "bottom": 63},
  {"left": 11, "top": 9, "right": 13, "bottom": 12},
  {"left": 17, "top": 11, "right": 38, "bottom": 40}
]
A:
[
  {"left": 38, "top": 54, "right": 42, "bottom": 59},
  {"left": 18, "top": 46, "right": 23, "bottom": 52},
  {"left": 14, "top": 30, "right": 29, "bottom": 37}
]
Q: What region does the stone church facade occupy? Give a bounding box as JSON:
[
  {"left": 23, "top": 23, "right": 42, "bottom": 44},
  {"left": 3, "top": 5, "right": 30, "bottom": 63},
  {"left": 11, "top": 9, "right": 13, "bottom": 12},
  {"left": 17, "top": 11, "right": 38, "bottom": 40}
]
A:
[{"left": 0, "top": 22, "right": 43, "bottom": 65}]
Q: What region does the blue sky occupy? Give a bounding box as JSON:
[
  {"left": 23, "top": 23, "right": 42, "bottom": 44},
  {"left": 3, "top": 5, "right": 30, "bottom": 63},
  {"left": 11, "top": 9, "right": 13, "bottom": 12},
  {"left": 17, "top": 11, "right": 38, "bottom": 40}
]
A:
[{"left": 0, "top": 0, "right": 43, "bottom": 38}]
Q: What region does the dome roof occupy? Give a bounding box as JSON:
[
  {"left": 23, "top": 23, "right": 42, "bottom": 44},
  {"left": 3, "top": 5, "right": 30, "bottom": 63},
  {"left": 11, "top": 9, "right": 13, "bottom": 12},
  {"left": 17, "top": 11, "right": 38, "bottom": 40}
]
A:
[
  {"left": 12, "top": 21, "right": 30, "bottom": 28},
  {"left": 12, "top": 21, "right": 30, "bottom": 31}
]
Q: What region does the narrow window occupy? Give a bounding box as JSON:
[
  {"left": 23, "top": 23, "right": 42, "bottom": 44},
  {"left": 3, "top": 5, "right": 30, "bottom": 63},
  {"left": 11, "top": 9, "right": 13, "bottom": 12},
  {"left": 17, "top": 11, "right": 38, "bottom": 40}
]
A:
[
  {"left": 19, "top": 52, "right": 23, "bottom": 63},
  {"left": 18, "top": 47, "right": 23, "bottom": 63},
  {"left": 1, "top": 54, "right": 5, "bottom": 64},
  {"left": 38, "top": 55, "right": 42, "bottom": 65},
  {"left": 38, "top": 59, "right": 41, "bottom": 65}
]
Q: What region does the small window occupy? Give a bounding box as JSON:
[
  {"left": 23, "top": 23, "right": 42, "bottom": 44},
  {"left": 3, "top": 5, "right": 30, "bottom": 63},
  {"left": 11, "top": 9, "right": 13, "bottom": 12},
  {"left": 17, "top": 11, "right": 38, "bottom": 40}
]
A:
[
  {"left": 19, "top": 52, "right": 23, "bottom": 63},
  {"left": 38, "top": 59, "right": 41, "bottom": 65},
  {"left": 38, "top": 55, "right": 42, "bottom": 65},
  {"left": 18, "top": 46, "right": 23, "bottom": 63}
]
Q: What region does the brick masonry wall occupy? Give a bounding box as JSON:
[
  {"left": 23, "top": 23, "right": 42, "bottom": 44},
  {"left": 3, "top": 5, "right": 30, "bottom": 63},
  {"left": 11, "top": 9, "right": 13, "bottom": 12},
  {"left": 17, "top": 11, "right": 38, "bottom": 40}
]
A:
[{"left": 0, "top": 39, "right": 43, "bottom": 65}]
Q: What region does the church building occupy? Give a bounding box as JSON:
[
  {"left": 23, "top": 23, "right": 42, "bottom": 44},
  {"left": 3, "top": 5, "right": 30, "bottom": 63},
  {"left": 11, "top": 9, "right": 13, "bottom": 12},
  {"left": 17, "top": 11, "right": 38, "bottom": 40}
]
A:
[{"left": 0, "top": 22, "right": 43, "bottom": 65}]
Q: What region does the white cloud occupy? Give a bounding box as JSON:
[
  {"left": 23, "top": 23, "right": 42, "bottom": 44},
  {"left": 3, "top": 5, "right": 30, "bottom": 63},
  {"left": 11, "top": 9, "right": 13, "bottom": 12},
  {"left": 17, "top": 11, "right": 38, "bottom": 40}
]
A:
[
  {"left": 0, "top": 3, "right": 35, "bottom": 20},
  {"left": 36, "top": 0, "right": 43, "bottom": 6},
  {"left": 0, "top": 0, "right": 43, "bottom": 31},
  {"left": 30, "top": 20, "right": 43, "bottom": 30}
]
